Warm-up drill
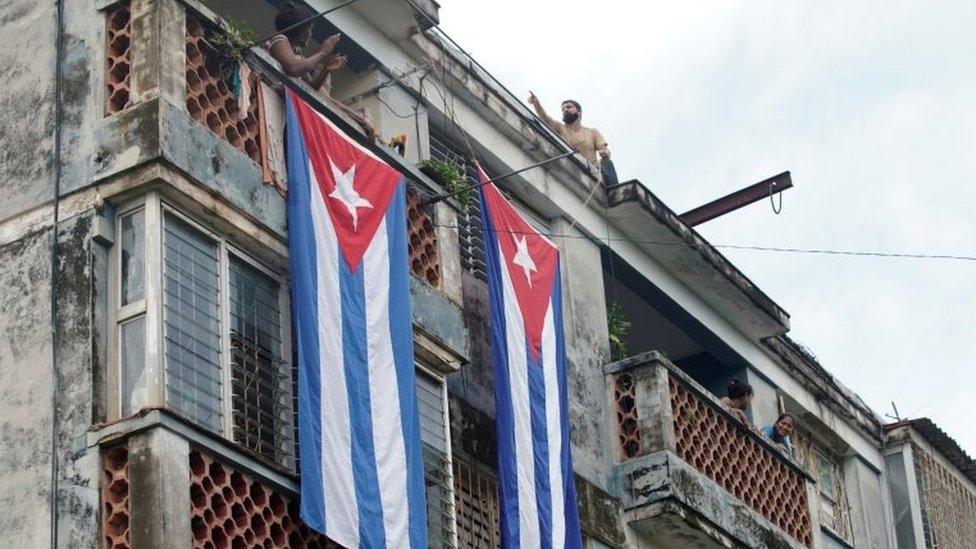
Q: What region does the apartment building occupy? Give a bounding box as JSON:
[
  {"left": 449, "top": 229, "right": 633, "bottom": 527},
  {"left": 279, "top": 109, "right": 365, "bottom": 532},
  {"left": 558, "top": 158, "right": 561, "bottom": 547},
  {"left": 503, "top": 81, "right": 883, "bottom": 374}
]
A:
[{"left": 0, "top": 0, "right": 968, "bottom": 547}]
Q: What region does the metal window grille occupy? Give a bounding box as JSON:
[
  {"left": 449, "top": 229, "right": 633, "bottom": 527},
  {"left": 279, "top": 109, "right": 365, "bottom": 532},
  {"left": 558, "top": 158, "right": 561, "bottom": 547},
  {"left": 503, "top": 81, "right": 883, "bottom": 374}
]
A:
[
  {"left": 428, "top": 128, "right": 487, "bottom": 282},
  {"left": 453, "top": 454, "right": 501, "bottom": 549},
  {"left": 162, "top": 213, "right": 223, "bottom": 432},
  {"left": 228, "top": 256, "right": 294, "bottom": 469},
  {"left": 418, "top": 370, "right": 457, "bottom": 548}
]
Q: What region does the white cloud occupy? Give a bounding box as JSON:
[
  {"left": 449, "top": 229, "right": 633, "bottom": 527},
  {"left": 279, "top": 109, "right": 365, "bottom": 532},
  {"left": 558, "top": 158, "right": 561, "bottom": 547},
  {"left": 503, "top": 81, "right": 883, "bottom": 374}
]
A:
[{"left": 437, "top": 0, "right": 976, "bottom": 454}]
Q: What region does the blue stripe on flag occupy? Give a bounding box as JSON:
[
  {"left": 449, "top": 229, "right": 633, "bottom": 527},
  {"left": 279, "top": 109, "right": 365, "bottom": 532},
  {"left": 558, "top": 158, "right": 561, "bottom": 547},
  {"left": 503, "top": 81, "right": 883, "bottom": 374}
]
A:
[
  {"left": 339, "top": 257, "right": 387, "bottom": 547},
  {"left": 551, "top": 263, "right": 583, "bottom": 549},
  {"left": 286, "top": 98, "right": 326, "bottom": 533},
  {"left": 480, "top": 188, "right": 521, "bottom": 546},
  {"left": 527, "top": 347, "right": 553, "bottom": 549},
  {"left": 385, "top": 180, "right": 428, "bottom": 548}
]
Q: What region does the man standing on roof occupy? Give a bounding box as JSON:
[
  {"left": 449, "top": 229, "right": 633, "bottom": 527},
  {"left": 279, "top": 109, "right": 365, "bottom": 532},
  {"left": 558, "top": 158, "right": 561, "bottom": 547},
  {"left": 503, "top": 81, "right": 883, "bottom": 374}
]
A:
[{"left": 527, "top": 92, "right": 610, "bottom": 167}]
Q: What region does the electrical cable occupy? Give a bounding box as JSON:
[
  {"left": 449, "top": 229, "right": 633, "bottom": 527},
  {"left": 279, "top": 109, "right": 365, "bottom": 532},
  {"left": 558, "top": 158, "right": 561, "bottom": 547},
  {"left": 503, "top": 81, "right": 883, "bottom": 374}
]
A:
[
  {"left": 432, "top": 223, "right": 976, "bottom": 263},
  {"left": 244, "top": 0, "right": 364, "bottom": 49}
]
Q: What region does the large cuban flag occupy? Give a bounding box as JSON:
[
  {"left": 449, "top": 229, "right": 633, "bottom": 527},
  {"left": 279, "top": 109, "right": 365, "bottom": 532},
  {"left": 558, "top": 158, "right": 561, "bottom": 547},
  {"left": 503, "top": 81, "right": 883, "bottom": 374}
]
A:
[
  {"left": 285, "top": 91, "right": 427, "bottom": 548},
  {"left": 479, "top": 167, "right": 583, "bottom": 548}
]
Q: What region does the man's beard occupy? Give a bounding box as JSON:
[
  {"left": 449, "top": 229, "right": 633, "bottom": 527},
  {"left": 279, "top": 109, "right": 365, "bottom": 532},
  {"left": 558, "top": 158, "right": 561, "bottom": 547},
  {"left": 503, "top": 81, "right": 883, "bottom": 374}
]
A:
[{"left": 562, "top": 112, "right": 579, "bottom": 124}]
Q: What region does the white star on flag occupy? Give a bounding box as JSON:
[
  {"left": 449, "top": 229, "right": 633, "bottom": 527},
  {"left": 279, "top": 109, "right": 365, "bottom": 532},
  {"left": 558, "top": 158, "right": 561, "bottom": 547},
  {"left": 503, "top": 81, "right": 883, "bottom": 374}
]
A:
[
  {"left": 327, "top": 157, "right": 373, "bottom": 230},
  {"left": 512, "top": 234, "right": 537, "bottom": 286}
]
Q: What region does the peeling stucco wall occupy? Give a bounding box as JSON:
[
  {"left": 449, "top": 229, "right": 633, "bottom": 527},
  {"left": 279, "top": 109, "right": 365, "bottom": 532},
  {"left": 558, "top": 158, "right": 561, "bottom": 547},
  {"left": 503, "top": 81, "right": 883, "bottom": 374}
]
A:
[
  {"left": 0, "top": 1, "right": 56, "bottom": 222},
  {"left": 0, "top": 212, "right": 101, "bottom": 547}
]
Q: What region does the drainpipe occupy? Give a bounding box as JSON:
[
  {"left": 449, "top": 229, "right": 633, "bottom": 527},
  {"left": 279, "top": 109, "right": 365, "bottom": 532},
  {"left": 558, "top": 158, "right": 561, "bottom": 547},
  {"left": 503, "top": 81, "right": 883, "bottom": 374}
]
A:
[{"left": 49, "top": 0, "right": 65, "bottom": 546}]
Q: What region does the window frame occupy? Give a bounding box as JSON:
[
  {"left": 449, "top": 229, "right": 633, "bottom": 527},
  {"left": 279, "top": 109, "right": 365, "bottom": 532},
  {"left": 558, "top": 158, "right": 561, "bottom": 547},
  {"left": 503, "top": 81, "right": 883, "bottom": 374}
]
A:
[
  {"left": 109, "top": 192, "right": 295, "bottom": 467},
  {"left": 416, "top": 363, "right": 459, "bottom": 548}
]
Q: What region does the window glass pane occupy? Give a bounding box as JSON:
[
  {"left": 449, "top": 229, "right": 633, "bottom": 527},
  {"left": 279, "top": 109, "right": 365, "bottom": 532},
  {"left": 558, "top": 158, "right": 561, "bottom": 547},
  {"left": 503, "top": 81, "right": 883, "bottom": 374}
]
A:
[
  {"left": 120, "top": 315, "right": 147, "bottom": 415},
  {"left": 120, "top": 210, "right": 145, "bottom": 305},
  {"left": 418, "top": 371, "right": 455, "bottom": 547},
  {"left": 886, "top": 452, "right": 918, "bottom": 548},
  {"left": 817, "top": 452, "right": 836, "bottom": 499},
  {"left": 418, "top": 370, "right": 448, "bottom": 452},
  {"left": 163, "top": 213, "right": 222, "bottom": 432},
  {"left": 228, "top": 256, "right": 293, "bottom": 467}
]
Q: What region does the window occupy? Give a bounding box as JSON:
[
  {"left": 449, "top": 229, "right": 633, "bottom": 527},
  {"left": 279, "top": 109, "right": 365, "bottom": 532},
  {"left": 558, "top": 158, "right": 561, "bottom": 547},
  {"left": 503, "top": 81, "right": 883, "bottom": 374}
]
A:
[
  {"left": 453, "top": 454, "right": 501, "bottom": 549},
  {"left": 113, "top": 194, "right": 294, "bottom": 468},
  {"left": 428, "top": 127, "right": 550, "bottom": 285},
  {"left": 794, "top": 431, "right": 851, "bottom": 541},
  {"left": 418, "top": 367, "right": 457, "bottom": 548},
  {"left": 429, "top": 127, "right": 486, "bottom": 282},
  {"left": 162, "top": 212, "right": 223, "bottom": 432}
]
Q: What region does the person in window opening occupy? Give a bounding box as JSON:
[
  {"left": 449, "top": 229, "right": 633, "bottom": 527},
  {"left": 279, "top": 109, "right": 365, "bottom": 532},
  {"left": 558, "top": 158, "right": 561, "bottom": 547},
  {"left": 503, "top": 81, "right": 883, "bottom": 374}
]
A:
[
  {"left": 719, "top": 378, "right": 753, "bottom": 425},
  {"left": 268, "top": 2, "right": 377, "bottom": 141},
  {"left": 761, "top": 413, "right": 795, "bottom": 457},
  {"left": 526, "top": 92, "right": 611, "bottom": 171}
]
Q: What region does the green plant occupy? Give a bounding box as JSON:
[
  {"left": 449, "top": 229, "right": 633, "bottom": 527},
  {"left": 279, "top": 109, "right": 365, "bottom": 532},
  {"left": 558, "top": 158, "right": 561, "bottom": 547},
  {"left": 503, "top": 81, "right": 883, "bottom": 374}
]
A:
[
  {"left": 419, "top": 158, "right": 471, "bottom": 211},
  {"left": 607, "top": 302, "right": 632, "bottom": 361},
  {"left": 209, "top": 17, "right": 257, "bottom": 62}
]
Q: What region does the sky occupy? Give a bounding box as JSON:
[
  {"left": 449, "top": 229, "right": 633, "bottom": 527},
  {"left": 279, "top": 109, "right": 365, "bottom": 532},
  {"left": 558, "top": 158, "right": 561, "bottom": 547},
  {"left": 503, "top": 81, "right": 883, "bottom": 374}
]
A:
[{"left": 436, "top": 1, "right": 976, "bottom": 455}]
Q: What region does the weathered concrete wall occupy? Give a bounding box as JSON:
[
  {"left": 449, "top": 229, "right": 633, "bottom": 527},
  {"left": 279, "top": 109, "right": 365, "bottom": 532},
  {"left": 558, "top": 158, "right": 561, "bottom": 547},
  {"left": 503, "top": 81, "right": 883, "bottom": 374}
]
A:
[
  {"left": 0, "top": 212, "right": 101, "bottom": 547},
  {"left": 553, "top": 218, "right": 613, "bottom": 489},
  {"left": 447, "top": 270, "right": 495, "bottom": 416},
  {"left": 844, "top": 458, "right": 892, "bottom": 549},
  {"left": 0, "top": 227, "right": 55, "bottom": 546},
  {"left": 0, "top": 1, "right": 55, "bottom": 222},
  {"left": 620, "top": 450, "right": 805, "bottom": 549}
]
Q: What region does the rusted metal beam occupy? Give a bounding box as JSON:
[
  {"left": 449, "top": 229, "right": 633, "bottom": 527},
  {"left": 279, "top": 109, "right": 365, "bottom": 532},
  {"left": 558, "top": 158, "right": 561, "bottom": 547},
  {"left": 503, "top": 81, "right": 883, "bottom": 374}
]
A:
[{"left": 680, "top": 171, "right": 793, "bottom": 227}]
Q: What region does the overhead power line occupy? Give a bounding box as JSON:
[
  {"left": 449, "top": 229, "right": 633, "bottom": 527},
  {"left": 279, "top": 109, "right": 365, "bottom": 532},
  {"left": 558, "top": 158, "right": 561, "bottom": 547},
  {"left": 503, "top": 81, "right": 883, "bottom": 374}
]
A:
[{"left": 432, "top": 223, "right": 976, "bottom": 263}]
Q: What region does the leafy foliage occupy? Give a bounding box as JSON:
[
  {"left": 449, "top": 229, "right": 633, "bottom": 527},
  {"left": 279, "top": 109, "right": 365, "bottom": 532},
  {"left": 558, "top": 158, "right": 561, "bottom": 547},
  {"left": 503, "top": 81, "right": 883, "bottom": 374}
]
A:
[
  {"left": 209, "top": 17, "right": 257, "bottom": 62},
  {"left": 419, "top": 158, "right": 471, "bottom": 210},
  {"left": 607, "top": 302, "right": 632, "bottom": 361}
]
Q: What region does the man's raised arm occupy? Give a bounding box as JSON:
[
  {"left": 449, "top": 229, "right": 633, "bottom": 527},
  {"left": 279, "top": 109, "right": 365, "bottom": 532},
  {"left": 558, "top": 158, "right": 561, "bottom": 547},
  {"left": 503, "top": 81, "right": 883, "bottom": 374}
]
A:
[{"left": 528, "top": 91, "right": 559, "bottom": 129}]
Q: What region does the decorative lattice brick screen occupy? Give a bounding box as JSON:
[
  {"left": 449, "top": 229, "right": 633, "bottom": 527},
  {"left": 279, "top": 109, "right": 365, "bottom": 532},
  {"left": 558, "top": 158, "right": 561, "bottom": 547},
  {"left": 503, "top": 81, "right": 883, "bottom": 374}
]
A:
[
  {"left": 453, "top": 455, "right": 500, "bottom": 548},
  {"left": 915, "top": 447, "right": 976, "bottom": 548},
  {"left": 105, "top": 2, "right": 132, "bottom": 115},
  {"left": 670, "top": 379, "right": 813, "bottom": 546},
  {"left": 185, "top": 16, "right": 263, "bottom": 165},
  {"left": 189, "top": 449, "right": 337, "bottom": 548},
  {"left": 406, "top": 187, "right": 441, "bottom": 287},
  {"left": 612, "top": 372, "right": 642, "bottom": 459},
  {"left": 101, "top": 444, "right": 130, "bottom": 549}
]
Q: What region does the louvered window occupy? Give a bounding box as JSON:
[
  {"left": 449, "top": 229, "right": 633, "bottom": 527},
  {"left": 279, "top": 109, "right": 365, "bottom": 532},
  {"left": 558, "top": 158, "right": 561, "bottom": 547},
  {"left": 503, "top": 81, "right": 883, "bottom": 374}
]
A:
[
  {"left": 229, "top": 257, "right": 294, "bottom": 469},
  {"left": 418, "top": 369, "right": 457, "bottom": 547},
  {"left": 114, "top": 194, "right": 294, "bottom": 469},
  {"left": 428, "top": 128, "right": 486, "bottom": 282},
  {"left": 162, "top": 212, "right": 223, "bottom": 432}
]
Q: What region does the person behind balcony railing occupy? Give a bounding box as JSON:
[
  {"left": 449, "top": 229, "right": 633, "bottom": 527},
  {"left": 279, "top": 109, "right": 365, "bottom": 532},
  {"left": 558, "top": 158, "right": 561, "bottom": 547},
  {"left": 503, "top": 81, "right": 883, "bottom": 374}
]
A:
[
  {"left": 719, "top": 378, "right": 754, "bottom": 425},
  {"left": 527, "top": 92, "right": 611, "bottom": 175},
  {"left": 268, "top": 2, "right": 378, "bottom": 141},
  {"left": 761, "top": 413, "right": 795, "bottom": 458}
]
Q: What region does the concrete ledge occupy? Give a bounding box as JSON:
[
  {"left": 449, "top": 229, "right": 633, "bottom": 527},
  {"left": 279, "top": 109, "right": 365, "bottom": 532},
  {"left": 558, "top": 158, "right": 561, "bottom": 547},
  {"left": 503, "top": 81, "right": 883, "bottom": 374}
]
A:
[
  {"left": 605, "top": 180, "right": 790, "bottom": 341},
  {"left": 411, "top": 276, "right": 470, "bottom": 370},
  {"left": 618, "top": 450, "right": 805, "bottom": 549}
]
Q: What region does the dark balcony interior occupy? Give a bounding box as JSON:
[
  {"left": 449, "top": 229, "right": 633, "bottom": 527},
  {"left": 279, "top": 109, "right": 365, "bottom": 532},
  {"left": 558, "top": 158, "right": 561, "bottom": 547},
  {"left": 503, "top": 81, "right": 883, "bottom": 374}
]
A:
[{"left": 602, "top": 247, "right": 748, "bottom": 404}]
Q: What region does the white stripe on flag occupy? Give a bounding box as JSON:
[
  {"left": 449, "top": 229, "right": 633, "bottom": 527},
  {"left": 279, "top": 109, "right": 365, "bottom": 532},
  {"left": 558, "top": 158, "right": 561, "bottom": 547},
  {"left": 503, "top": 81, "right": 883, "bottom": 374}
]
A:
[
  {"left": 542, "top": 302, "right": 565, "bottom": 545},
  {"left": 498, "top": 241, "right": 541, "bottom": 547},
  {"left": 310, "top": 164, "right": 359, "bottom": 546},
  {"left": 363, "top": 218, "right": 411, "bottom": 547}
]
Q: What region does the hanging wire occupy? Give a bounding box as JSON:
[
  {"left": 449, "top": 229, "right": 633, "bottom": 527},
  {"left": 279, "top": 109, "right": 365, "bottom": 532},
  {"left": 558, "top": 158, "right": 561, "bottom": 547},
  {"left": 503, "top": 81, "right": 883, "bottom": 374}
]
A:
[
  {"left": 243, "top": 0, "right": 365, "bottom": 49},
  {"left": 770, "top": 181, "right": 783, "bottom": 214},
  {"left": 431, "top": 222, "right": 976, "bottom": 263}
]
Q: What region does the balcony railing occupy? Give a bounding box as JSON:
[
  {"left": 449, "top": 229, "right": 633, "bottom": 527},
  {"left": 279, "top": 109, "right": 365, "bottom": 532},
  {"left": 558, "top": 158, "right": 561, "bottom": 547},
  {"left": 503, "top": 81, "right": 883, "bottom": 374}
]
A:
[{"left": 607, "top": 352, "right": 815, "bottom": 547}]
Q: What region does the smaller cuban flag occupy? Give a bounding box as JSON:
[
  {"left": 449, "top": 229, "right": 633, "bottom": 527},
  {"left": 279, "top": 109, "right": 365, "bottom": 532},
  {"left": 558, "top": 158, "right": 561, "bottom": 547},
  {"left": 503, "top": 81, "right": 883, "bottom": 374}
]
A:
[
  {"left": 285, "top": 91, "right": 427, "bottom": 548},
  {"left": 479, "top": 167, "right": 583, "bottom": 548}
]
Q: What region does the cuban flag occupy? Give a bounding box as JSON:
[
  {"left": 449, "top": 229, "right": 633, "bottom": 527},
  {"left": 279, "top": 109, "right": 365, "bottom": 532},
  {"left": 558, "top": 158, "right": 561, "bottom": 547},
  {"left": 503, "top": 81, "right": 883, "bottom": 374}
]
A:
[
  {"left": 285, "top": 91, "right": 427, "bottom": 548},
  {"left": 479, "top": 168, "right": 583, "bottom": 548}
]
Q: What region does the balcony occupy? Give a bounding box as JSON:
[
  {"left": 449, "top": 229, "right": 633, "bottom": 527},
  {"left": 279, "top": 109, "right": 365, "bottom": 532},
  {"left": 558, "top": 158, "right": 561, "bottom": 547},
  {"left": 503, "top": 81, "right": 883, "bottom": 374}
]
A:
[{"left": 605, "top": 352, "right": 815, "bottom": 548}]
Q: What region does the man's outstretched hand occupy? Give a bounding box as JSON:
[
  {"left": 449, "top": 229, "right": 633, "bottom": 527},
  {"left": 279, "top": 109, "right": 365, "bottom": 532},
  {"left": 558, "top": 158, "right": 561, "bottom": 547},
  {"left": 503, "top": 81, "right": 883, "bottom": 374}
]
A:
[{"left": 527, "top": 91, "right": 540, "bottom": 107}]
